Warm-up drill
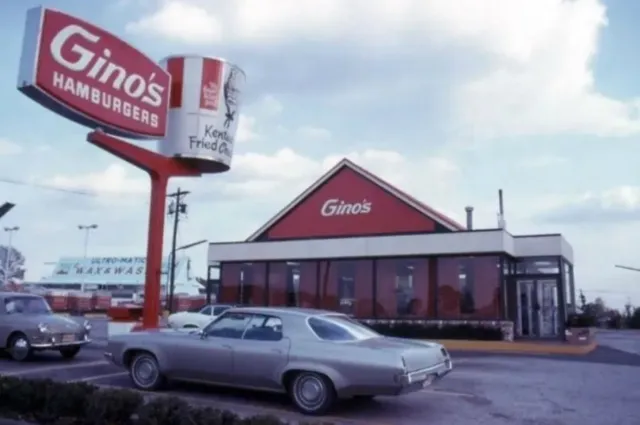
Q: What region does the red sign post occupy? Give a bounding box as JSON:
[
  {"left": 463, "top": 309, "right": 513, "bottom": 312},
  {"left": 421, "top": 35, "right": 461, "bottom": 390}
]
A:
[{"left": 16, "top": 7, "right": 244, "bottom": 329}]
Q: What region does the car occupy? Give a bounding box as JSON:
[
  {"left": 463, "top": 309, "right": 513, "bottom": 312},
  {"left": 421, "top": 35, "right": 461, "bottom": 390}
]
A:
[
  {"left": 0, "top": 292, "right": 92, "bottom": 361},
  {"left": 166, "top": 304, "right": 235, "bottom": 329},
  {"left": 104, "top": 307, "right": 453, "bottom": 415}
]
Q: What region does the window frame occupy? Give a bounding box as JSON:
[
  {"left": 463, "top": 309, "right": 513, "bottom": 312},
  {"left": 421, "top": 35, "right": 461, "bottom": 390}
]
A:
[
  {"left": 202, "top": 311, "right": 253, "bottom": 340},
  {"left": 240, "top": 314, "right": 284, "bottom": 342}
]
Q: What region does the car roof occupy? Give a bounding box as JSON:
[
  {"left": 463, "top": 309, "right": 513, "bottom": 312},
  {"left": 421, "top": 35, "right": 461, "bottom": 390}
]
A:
[
  {"left": 0, "top": 292, "right": 41, "bottom": 300},
  {"left": 226, "top": 306, "right": 345, "bottom": 318}
]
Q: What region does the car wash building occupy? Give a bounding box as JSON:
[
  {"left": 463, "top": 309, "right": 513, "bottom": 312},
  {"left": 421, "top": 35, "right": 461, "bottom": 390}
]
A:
[{"left": 207, "top": 159, "right": 576, "bottom": 339}]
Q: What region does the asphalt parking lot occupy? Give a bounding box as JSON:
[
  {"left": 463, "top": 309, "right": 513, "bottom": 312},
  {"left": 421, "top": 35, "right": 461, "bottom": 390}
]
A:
[{"left": 1, "top": 341, "right": 639, "bottom": 425}]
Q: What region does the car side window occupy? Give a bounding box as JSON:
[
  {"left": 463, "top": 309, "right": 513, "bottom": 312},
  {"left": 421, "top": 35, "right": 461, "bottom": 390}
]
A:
[
  {"left": 199, "top": 306, "right": 213, "bottom": 315},
  {"left": 308, "top": 317, "right": 355, "bottom": 341},
  {"left": 242, "top": 315, "right": 283, "bottom": 341},
  {"left": 204, "top": 312, "right": 251, "bottom": 339},
  {"left": 213, "top": 306, "right": 231, "bottom": 316}
]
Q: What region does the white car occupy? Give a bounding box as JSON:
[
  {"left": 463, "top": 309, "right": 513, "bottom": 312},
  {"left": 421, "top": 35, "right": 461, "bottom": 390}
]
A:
[{"left": 167, "top": 304, "right": 234, "bottom": 329}]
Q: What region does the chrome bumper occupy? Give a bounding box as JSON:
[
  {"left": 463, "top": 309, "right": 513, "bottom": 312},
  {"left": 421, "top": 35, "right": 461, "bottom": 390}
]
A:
[
  {"left": 397, "top": 358, "right": 453, "bottom": 392},
  {"left": 32, "top": 339, "right": 92, "bottom": 349}
]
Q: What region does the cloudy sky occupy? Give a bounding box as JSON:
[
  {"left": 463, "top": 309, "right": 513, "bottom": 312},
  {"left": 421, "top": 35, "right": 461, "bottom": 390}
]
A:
[{"left": 1, "top": 0, "right": 639, "bottom": 309}]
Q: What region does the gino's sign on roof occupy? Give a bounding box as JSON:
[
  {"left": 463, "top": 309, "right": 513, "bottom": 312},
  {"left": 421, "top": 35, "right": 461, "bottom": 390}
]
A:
[{"left": 17, "top": 7, "right": 171, "bottom": 140}]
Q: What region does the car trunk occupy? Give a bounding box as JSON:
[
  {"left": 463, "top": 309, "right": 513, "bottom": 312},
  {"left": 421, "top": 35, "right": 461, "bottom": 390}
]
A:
[{"left": 354, "top": 337, "right": 439, "bottom": 372}]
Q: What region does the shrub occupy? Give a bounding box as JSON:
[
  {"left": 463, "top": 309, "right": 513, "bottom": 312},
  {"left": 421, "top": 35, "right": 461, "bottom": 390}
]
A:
[
  {"left": 566, "top": 313, "right": 597, "bottom": 328},
  {"left": 367, "top": 322, "right": 504, "bottom": 341},
  {"left": 0, "top": 376, "right": 331, "bottom": 425}
]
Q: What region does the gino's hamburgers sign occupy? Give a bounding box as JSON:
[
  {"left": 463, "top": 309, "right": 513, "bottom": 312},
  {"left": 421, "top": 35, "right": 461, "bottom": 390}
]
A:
[{"left": 16, "top": 7, "right": 171, "bottom": 139}]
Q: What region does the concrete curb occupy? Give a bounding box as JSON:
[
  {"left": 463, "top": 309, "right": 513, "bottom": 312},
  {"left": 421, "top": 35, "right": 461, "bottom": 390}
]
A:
[{"left": 437, "top": 339, "right": 598, "bottom": 355}]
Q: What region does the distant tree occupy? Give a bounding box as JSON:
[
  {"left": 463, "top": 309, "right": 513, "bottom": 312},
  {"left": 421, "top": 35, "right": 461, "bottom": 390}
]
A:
[
  {"left": 579, "top": 289, "right": 587, "bottom": 312},
  {"left": 623, "top": 299, "right": 633, "bottom": 319},
  {"left": 628, "top": 307, "right": 640, "bottom": 330},
  {"left": 0, "top": 245, "right": 26, "bottom": 283}
]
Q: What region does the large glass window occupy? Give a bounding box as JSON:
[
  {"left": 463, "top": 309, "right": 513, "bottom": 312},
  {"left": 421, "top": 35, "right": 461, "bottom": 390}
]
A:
[
  {"left": 564, "top": 261, "right": 575, "bottom": 313},
  {"left": 375, "top": 258, "right": 431, "bottom": 318},
  {"left": 268, "top": 261, "right": 318, "bottom": 308},
  {"left": 516, "top": 257, "right": 560, "bottom": 274},
  {"left": 219, "top": 262, "right": 266, "bottom": 305},
  {"left": 318, "top": 260, "right": 373, "bottom": 317},
  {"left": 437, "top": 256, "right": 501, "bottom": 319}
]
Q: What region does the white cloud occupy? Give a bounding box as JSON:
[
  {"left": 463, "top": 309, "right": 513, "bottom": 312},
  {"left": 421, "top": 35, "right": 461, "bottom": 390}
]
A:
[
  {"left": 236, "top": 114, "right": 258, "bottom": 143},
  {"left": 126, "top": 0, "right": 640, "bottom": 140},
  {"left": 49, "top": 164, "right": 148, "bottom": 197},
  {"left": 125, "top": 0, "right": 223, "bottom": 44},
  {"left": 455, "top": 0, "right": 640, "bottom": 139},
  {"left": 0, "top": 139, "right": 23, "bottom": 156},
  {"left": 537, "top": 186, "right": 640, "bottom": 223},
  {"left": 258, "top": 95, "right": 284, "bottom": 116}
]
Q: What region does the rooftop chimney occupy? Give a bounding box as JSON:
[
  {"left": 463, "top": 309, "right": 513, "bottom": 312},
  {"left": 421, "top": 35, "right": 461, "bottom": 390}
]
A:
[
  {"left": 498, "top": 189, "right": 506, "bottom": 229},
  {"left": 465, "top": 206, "right": 474, "bottom": 230}
]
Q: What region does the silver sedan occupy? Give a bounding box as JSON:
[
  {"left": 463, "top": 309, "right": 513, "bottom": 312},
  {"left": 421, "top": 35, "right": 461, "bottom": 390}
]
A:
[{"left": 105, "top": 307, "right": 453, "bottom": 415}]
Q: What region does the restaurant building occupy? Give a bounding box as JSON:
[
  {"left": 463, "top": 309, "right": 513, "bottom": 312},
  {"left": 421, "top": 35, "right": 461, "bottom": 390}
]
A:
[{"left": 208, "top": 159, "right": 576, "bottom": 339}]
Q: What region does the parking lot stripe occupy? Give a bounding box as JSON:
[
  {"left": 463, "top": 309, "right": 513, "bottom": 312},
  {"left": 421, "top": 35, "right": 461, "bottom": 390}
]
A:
[
  {"left": 69, "top": 371, "right": 128, "bottom": 382},
  {"left": 0, "top": 360, "right": 108, "bottom": 377}
]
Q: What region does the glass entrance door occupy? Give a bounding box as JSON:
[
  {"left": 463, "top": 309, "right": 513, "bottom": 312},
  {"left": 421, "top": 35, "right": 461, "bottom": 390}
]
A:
[
  {"left": 516, "top": 279, "right": 559, "bottom": 338},
  {"left": 538, "top": 279, "right": 559, "bottom": 337},
  {"left": 517, "top": 280, "right": 537, "bottom": 337}
]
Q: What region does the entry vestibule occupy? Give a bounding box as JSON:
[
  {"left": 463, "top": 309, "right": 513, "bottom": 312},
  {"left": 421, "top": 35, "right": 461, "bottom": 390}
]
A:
[{"left": 515, "top": 278, "right": 560, "bottom": 338}]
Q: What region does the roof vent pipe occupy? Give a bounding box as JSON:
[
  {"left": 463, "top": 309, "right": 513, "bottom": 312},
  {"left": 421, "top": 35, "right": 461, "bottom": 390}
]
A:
[{"left": 465, "top": 206, "right": 474, "bottom": 230}]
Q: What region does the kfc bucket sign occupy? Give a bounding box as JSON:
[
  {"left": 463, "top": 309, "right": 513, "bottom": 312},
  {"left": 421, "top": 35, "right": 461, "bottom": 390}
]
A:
[{"left": 17, "top": 7, "right": 170, "bottom": 139}]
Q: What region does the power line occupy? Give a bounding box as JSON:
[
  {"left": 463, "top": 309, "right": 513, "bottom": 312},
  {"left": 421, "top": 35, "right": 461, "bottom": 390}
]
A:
[
  {"left": 0, "top": 177, "right": 96, "bottom": 197},
  {"left": 166, "top": 188, "right": 189, "bottom": 312}
]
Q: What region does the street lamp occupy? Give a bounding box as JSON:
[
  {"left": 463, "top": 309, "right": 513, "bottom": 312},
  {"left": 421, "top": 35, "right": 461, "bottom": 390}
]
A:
[
  {"left": 78, "top": 224, "right": 98, "bottom": 292},
  {"left": 615, "top": 264, "right": 640, "bottom": 273},
  {"left": 3, "top": 226, "right": 19, "bottom": 285}
]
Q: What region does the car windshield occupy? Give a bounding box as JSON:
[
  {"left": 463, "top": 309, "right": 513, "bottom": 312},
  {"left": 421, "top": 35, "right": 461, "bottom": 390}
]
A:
[
  {"left": 4, "top": 296, "right": 52, "bottom": 315},
  {"left": 309, "top": 314, "right": 380, "bottom": 341}
]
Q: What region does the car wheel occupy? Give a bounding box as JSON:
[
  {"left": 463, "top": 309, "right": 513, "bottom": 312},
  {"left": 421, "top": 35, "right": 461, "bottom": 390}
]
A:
[
  {"left": 289, "top": 371, "right": 336, "bottom": 415},
  {"left": 129, "top": 352, "right": 165, "bottom": 391},
  {"left": 8, "top": 333, "right": 33, "bottom": 362},
  {"left": 59, "top": 346, "right": 81, "bottom": 359}
]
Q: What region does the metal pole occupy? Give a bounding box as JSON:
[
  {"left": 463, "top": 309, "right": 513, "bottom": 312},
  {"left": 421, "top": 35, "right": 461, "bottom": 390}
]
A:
[
  {"left": 81, "top": 228, "right": 89, "bottom": 292},
  {"left": 5, "top": 231, "right": 13, "bottom": 285},
  {"left": 168, "top": 195, "right": 180, "bottom": 313},
  {"left": 3, "top": 226, "right": 19, "bottom": 286},
  {"left": 78, "top": 224, "right": 97, "bottom": 292}
]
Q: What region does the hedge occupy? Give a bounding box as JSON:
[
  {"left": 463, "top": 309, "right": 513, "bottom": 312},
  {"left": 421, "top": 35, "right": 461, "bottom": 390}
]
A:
[
  {"left": 367, "top": 322, "right": 504, "bottom": 341},
  {"left": 0, "top": 376, "right": 330, "bottom": 425}
]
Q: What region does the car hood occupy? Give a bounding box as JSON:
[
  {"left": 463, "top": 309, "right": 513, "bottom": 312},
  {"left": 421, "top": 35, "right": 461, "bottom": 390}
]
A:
[{"left": 22, "top": 314, "right": 82, "bottom": 332}]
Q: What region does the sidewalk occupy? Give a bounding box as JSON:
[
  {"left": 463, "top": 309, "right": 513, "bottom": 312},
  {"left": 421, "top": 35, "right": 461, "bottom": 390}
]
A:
[{"left": 438, "top": 339, "right": 597, "bottom": 355}]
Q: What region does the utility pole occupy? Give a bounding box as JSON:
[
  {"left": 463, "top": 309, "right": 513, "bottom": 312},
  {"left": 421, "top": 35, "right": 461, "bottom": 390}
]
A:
[
  {"left": 78, "top": 224, "right": 98, "bottom": 292},
  {"left": 3, "top": 226, "right": 19, "bottom": 285},
  {"left": 167, "top": 188, "right": 189, "bottom": 313}
]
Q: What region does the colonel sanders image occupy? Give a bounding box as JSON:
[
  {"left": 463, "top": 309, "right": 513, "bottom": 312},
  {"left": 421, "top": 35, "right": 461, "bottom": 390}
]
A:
[{"left": 223, "top": 66, "right": 241, "bottom": 129}]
